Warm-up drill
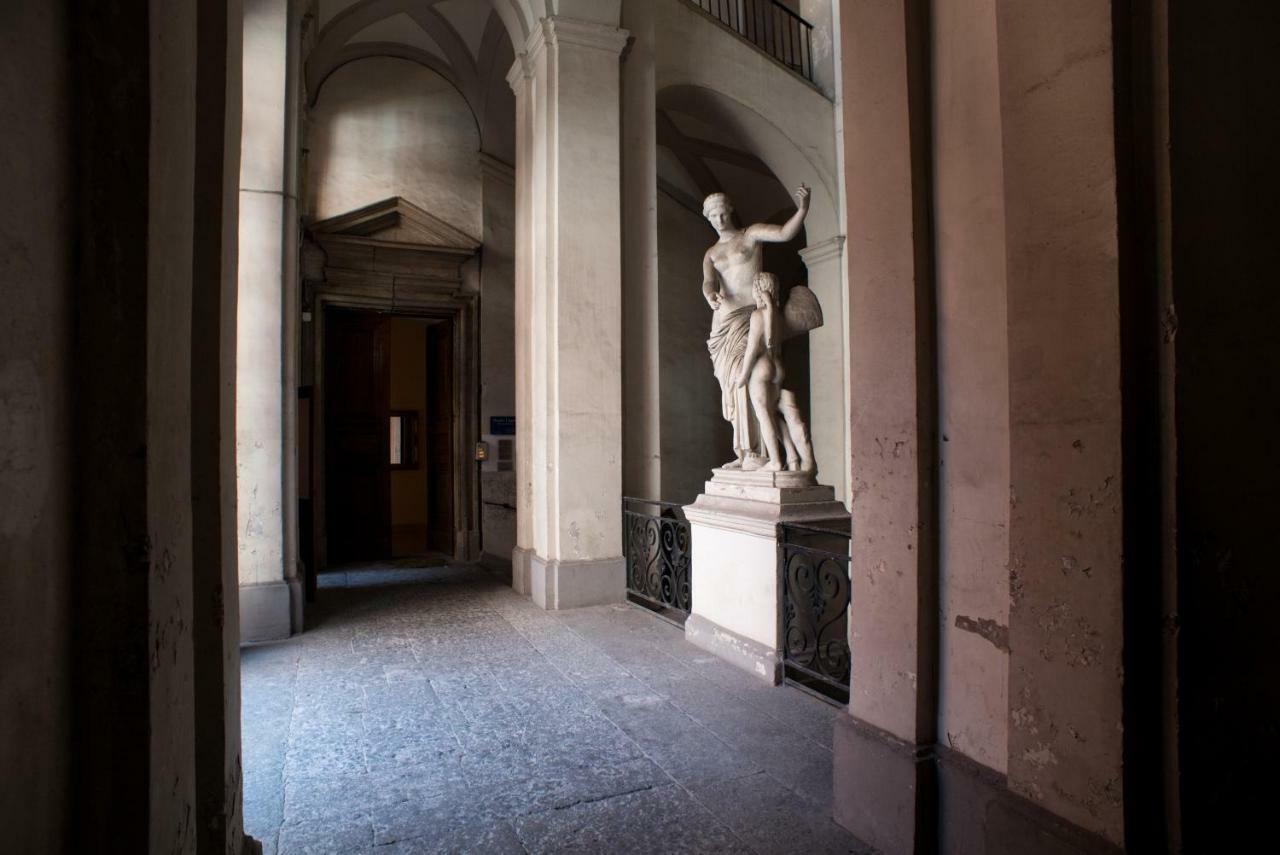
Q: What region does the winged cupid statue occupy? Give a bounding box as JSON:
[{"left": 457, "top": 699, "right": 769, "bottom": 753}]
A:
[
  {"left": 701, "top": 185, "right": 822, "bottom": 478},
  {"left": 731, "top": 273, "right": 822, "bottom": 473}
]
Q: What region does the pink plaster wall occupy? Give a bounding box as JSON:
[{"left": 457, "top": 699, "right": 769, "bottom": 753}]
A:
[
  {"left": 841, "top": 0, "right": 934, "bottom": 743},
  {"left": 995, "top": 0, "right": 1125, "bottom": 842},
  {"left": 931, "top": 0, "right": 1012, "bottom": 774},
  {"left": 841, "top": 0, "right": 1128, "bottom": 842}
]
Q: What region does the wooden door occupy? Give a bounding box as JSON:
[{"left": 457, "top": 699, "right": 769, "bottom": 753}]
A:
[
  {"left": 424, "top": 320, "right": 455, "bottom": 554},
  {"left": 325, "top": 309, "right": 391, "bottom": 563}
]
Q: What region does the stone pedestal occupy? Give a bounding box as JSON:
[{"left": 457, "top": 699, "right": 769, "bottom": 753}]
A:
[{"left": 683, "top": 469, "right": 847, "bottom": 682}]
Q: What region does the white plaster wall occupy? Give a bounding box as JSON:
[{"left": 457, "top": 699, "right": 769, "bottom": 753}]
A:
[
  {"left": 621, "top": 0, "right": 661, "bottom": 503},
  {"left": 306, "top": 57, "right": 481, "bottom": 238},
  {"left": 800, "top": 0, "right": 837, "bottom": 99},
  {"left": 236, "top": 192, "right": 286, "bottom": 586},
  {"left": 657, "top": 193, "right": 732, "bottom": 504},
  {"left": 238, "top": 0, "right": 290, "bottom": 589}
]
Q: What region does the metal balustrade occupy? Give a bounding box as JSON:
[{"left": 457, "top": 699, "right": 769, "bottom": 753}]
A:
[
  {"left": 622, "top": 497, "right": 693, "bottom": 625},
  {"left": 778, "top": 519, "right": 852, "bottom": 704},
  {"left": 686, "top": 0, "right": 817, "bottom": 83}
]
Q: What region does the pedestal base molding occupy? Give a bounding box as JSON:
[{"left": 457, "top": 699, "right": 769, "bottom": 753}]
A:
[
  {"left": 239, "top": 578, "right": 301, "bottom": 643},
  {"left": 685, "top": 468, "right": 848, "bottom": 537},
  {"left": 529, "top": 553, "right": 625, "bottom": 610},
  {"left": 682, "top": 468, "right": 848, "bottom": 679},
  {"left": 685, "top": 613, "right": 781, "bottom": 683}
]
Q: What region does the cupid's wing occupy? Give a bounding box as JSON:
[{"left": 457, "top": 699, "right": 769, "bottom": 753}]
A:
[{"left": 782, "top": 285, "right": 824, "bottom": 340}]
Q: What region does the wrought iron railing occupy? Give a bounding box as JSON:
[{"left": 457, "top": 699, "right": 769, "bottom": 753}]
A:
[
  {"left": 686, "top": 0, "right": 816, "bottom": 82},
  {"left": 778, "top": 519, "right": 851, "bottom": 704},
  {"left": 623, "top": 498, "right": 693, "bottom": 625}
]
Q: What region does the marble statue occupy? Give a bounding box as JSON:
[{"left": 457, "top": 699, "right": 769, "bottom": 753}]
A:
[
  {"left": 701, "top": 185, "right": 820, "bottom": 474},
  {"left": 732, "top": 272, "right": 820, "bottom": 473}
]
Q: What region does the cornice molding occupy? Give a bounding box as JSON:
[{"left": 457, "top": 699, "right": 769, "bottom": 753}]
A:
[
  {"left": 505, "top": 51, "right": 531, "bottom": 93},
  {"left": 799, "top": 234, "right": 846, "bottom": 268},
  {"left": 525, "top": 15, "right": 629, "bottom": 63},
  {"left": 309, "top": 196, "right": 480, "bottom": 252}
]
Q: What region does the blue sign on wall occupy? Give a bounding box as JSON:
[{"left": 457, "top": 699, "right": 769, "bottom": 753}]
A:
[{"left": 490, "top": 416, "right": 516, "bottom": 436}]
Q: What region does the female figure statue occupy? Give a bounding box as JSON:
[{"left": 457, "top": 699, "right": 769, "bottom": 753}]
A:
[{"left": 700, "top": 185, "right": 810, "bottom": 469}]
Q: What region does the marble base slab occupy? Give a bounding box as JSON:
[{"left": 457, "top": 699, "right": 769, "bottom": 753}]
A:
[
  {"left": 685, "top": 469, "right": 848, "bottom": 538},
  {"left": 683, "top": 471, "right": 849, "bottom": 680},
  {"left": 685, "top": 612, "right": 782, "bottom": 684}
]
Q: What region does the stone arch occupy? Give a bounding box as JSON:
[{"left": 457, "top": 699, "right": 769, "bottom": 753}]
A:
[
  {"left": 654, "top": 84, "right": 838, "bottom": 246},
  {"left": 304, "top": 0, "right": 526, "bottom": 161},
  {"left": 308, "top": 44, "right": 471, "bottom": 119}
]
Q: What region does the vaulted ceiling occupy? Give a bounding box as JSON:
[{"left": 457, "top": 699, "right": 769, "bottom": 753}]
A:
[
  {"left": 303, "top": 0, "right": 791, "bottom": 224},
  {"left": 305, "top": 0, "right": 518, "bottom": 161}
]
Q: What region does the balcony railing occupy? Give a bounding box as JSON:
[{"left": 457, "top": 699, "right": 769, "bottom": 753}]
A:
[
  {"left": 686, "top": 0, "right": 816, "bottom": 83},
  {"left": 623, "top": 497, "right": 693, "bottom": 625},
  {"left": 778, "top": 519, "right": 851, "bottom": 704}
]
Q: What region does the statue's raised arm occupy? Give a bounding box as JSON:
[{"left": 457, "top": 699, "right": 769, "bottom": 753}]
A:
[{"left": 745, "top": 184, "right": 810, "bottom": 244}]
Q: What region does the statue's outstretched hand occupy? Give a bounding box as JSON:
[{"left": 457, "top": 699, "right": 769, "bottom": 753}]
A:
[{"left": 794, "top": 184, "right": 811, "bottom": 209}]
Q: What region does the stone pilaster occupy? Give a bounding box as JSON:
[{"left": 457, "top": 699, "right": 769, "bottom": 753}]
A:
[
  {"left": 512, "top": 17, "right": 631, "bottom": 609},
  {"left": 237, "top": 0, "right": 301, "bottom": 642}
]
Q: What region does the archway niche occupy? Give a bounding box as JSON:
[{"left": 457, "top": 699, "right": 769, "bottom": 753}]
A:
[{"left": 650, "top": 83, "right": 844, "bottom": 503}]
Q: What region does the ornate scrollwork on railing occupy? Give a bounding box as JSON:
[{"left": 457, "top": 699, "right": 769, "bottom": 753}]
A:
[
  {"left": 779, "top": 520, "right": 851, "bottom": 704},
  {"left": 623, "top": 498, "right": 692, "bottom": 622}
]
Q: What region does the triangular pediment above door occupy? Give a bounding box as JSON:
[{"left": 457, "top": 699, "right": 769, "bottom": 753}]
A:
[{"left": 309, "top": 197, "right": 481, "bottom": 253}]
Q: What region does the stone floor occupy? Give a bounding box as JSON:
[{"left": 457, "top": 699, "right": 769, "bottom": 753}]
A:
[{"left": 242, "top": 560, "right": 871, "bottom": 854}]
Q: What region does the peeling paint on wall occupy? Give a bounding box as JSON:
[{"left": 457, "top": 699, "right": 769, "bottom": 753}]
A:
[{"left": 954, "top": 614, "right": 1010, "bottom": 652}]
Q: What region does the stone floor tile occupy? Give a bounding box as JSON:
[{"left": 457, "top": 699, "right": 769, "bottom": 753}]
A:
[
  {"left": 472, "top": 758, "right": 672, "bottom": 819},
  {"left": 594, "top": 692, "right": 764, "bottom": 787},
  {"left": 243, "top": 561, "right": 871, "bottom": 854},
  {"left": 373, "top": 819, "right": 525, "bottom": 854},
  {"left": 688, "top": 771, "right": 873, "bottom": 855},
  {"left": 512, "top": 783, "right": 750, "bottom": 855},
  {"left": 278, "top": 809, "right": 374, "bottom": 855}
]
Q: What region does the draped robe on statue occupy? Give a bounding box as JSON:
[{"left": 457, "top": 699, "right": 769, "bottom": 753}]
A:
[{"left": 707, "top": 304, "right": 761, "bottom": 459}]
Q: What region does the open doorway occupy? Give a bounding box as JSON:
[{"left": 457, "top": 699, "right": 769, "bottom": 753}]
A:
[
  {"left": 302, "top": 196, "right": 482, "bottom": 578},
  {"left": 323, "top": 310, "right": 456, "bottom": 565}
]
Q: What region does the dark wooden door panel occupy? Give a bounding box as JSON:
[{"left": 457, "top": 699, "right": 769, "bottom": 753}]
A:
[{"left": 325, "top": 309, "right": 391, "bottom": 563}]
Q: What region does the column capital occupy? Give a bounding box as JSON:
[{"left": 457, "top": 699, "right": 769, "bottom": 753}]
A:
[
  {"left": 525, "top": 15, "right": 630, "bottom": 63},
  {"left": 506, "top": 51, "right": 531, "bottom": 94},
  {"left": 799, "top": 234, "right": 846, "bottom": 268}
]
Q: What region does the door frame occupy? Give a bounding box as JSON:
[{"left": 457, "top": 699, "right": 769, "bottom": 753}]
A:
[{"left": 303, "top": 220, "right": 480, "bottom": 571}]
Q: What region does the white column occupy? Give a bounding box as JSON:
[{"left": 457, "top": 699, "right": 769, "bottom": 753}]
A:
[
  {"left": 520, "top": 16, "right": 631, "bottom": 609},
  {"left": 237, "top": 0, "right": 300, "bottom": 641},
  {"left": 620, "top": 0, "right": 660, "bottom": 502},
  {"left": 800, "top": 235, "right": 850, "bottom": 505},
  {"left": 508, "top": 56, "right": 535, "bottom": 595}
]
